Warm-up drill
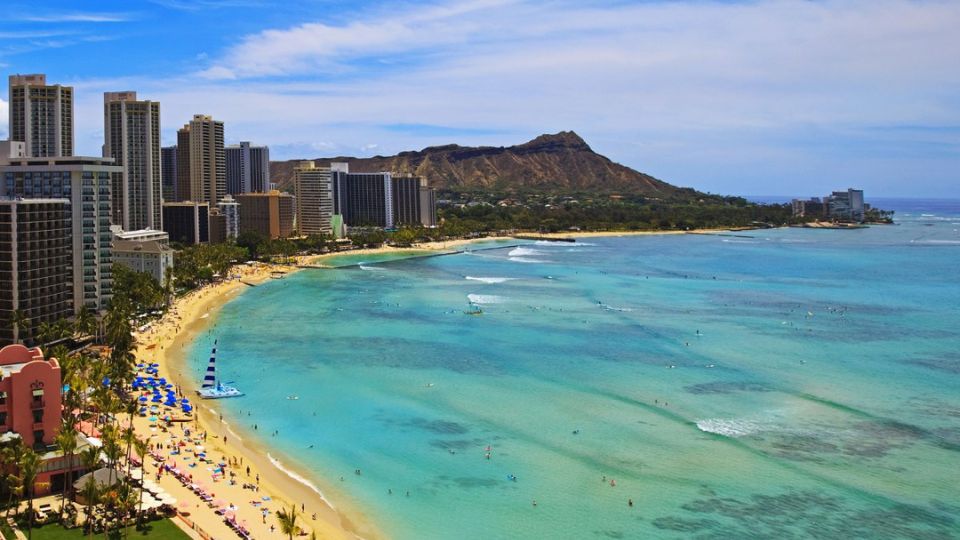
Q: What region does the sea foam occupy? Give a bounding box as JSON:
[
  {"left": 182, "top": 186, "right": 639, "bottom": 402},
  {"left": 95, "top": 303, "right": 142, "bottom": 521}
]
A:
[
  {"left": 267, "top": 452, "right": 334, "bottom": 508},
  {"left": 467, "top": 294, "right": 506, "bottom": 304},
  {"left": 465, "top": 276, "right": 516, "bottom": 284},
  {"left": 508, "top": 247, "right": 545, "bottom": 257},
  {"left": 695, "top": 418, "right": 764, "bottom": 438}
]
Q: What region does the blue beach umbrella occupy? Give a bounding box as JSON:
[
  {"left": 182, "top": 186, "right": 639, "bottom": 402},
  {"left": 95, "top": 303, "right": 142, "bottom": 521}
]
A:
[{"left": 139, "top": 396, "right": 148, "bottom": 402}]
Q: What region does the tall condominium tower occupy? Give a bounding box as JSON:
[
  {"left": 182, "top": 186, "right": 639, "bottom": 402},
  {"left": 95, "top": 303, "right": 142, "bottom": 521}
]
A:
[
  {"left": 0, "top": 198, "right": 73, "bottom": 345},
  {"left": 1, "top": 156, "right": 120, "bottom": 313},
  {"left": 293, "top": 161, "right": 333, "bottom": 235},
  {"left": 226, "top": 142, "right": 270, "bottom": 195},
  {"left": 217, "top": 195, "right": 240, "bottom": 239},
  {"left": 175, "top": 115, "right": 225, "bottom": 206},
  {"left": 8, "top": 74, "right": 74, "bottom": 157},
  {"left": 161, "top": 145, "right": 177, "bottom": 202},
  {"left": 103, "top": 91, "right": 162, "bottom": 231},
  {"left": 331, "top": 164, "right": 394, "bottom": 228}
]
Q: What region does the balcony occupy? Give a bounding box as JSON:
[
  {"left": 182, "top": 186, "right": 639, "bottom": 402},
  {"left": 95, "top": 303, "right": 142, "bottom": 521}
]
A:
[{"left": 30, "top": 399, "right": 45, "bottom": 409}]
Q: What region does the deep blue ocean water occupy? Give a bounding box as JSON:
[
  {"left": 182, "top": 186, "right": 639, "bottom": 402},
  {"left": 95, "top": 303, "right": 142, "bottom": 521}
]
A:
[{"left": 188, "top": 200, "right": 960, "bottom": 539}]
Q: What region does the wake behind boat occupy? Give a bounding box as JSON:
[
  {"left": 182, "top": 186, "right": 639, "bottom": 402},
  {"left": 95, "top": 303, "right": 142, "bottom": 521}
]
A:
[{"left": 197, "top": 340, "right": 243, "bottom": 399}]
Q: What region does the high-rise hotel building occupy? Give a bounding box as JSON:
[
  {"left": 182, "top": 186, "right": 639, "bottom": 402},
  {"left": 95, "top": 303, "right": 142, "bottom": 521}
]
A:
[
  {"left": 103, "top": 91, "right": 162, "bottom": 231},
  {"left": 161, "top": 145, "right": 177, "bottom": 202},
  {"left": 1, "top": 157, "right": 120, "bottom": 313},
  {"left": 175, "top": 115, "right": 225, "bottom": 206},
  {"left": 8, "top": 74, "right": 74, "bottom": 158},
  {"left": 0, "top": 199, "right": 73, "bottom": 345},
  {"left": 226, "top": 142, "right": 270, "bottom": 195},
  {"left": 329, "top": 163, "right": 437, "bottom": 229},
  {"left": 293, "top": 161, "right": 333, "bottom": 235}
]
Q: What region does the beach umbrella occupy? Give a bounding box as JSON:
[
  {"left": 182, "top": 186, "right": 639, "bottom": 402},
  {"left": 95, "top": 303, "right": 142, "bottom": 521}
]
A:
[
  {"left": 102, "top": 376, "right": 110, "bottom": 387},
  {"left": 151, "top": 363, "right": 160, "bottom": 367},
  {"left": 181, "top": 398, "right": 190, "bottom": 403},
  {"left": 139, "top": 396, "right": 148, "bottom": 402},
  {"left": 149, "top": 416, "right": 158, "bottom": 422}
]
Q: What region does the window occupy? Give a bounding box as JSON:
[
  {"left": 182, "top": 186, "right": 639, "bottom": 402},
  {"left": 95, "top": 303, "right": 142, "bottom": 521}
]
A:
[
  {"left": 0, "top": 412, "right": 6, "bottom": 426},
  {"left": 32, "top": 409, "right": 43, "bottom": 423},
  {"left": 33, "top": 430, "right": 44, "bottom": 446},
  {"left": 0, "top": 391, "right": 6, "bottom": 405}
]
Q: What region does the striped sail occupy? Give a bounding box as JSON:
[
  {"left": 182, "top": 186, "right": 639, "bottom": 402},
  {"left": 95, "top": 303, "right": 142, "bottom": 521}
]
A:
[{"left": 202, "top": 340, "right": 218, "bottom": 388}]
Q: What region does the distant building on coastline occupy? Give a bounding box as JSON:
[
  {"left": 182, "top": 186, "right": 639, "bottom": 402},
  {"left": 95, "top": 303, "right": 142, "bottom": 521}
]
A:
[
  {"left": 162, "top": 201, "right": 210, "bottom": 245},
  {"left": 235, "top": 190, "right": 294, "bottom": 239},
  {"left": 1, "top": 156, "right": 119, "bottom": 313},
  {"left": 790, "top": 197, "right": 825, "bottom": 219},
  {"left": 0, "top": 198, "right": 73, "bottom": 346},
  {"left": 825, "top": 189, "right": 865, "bottom": 222},
  {"left": 8, "top": 74, "right": 74, "bottom": 158},
  {"left": 793, "top": 189, "right": 866, "bottom": 222},
  {"left": 226, "top": 142, "right": 270, "bottom": 195}
]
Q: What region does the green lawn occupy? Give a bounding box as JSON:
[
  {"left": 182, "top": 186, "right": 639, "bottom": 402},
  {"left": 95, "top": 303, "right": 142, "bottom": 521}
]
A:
[{"left": 27, "top": 519, "right": 191, "bottom": 540}]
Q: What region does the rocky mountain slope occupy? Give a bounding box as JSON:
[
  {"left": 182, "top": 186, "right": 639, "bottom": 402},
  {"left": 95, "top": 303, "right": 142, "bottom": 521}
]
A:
[{"left": 270, "top": 131, "right": 692, "bottom": 197}]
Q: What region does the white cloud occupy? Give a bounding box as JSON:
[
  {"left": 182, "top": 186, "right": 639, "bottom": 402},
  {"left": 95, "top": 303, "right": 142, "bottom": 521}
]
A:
[
  {"left": 67, "top": 0, "right": 960, "bottom": 196},
  {"left": 17, "top": 13, "right": 133, "bottom": 23}
]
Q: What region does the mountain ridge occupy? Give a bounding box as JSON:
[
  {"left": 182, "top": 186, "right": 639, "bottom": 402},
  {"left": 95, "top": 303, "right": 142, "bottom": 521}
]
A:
[{"left": 270, "top": 131, "right": 695, "bottom": 197}]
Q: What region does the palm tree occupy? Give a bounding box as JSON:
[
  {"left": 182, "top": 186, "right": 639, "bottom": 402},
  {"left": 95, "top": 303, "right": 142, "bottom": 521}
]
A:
[
  {"left": 162, "top": 268, "right": 175, "bottom": 307},
  {"left": 3, "top": 438, "right": 25, "bottom": 520},
  {"left": 276, "top": 504, "right": 300, "bottom": 540},
  {"left": 56, "top": 424, "right": 78, "bottom": 523},
  {"left": 74, "top": 306, "right": 97, "bottom": 339},
  {"left": 20, "top": 448, "right": 41, "bottom": 540},
  {"left": 132, "top": 438, "right": 148, "bottom": 530},
  {"left": 11, "top": 308, "right": 30, "bottom": 344},
  {"left": 78, "top": 445, "right": 101, "bottom": 537}
]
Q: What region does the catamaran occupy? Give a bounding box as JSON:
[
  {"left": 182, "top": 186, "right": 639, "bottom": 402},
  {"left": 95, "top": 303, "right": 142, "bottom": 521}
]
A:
[{"left": 197, "top": 340, "right": 243, "bottom": 399}]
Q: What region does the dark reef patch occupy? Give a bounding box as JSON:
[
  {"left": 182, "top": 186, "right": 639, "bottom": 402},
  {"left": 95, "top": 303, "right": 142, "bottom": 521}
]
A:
[
  {"left": 658, "top": 490, "right": 958, "bottom": 539},
  {"left": 684, "top": 380, "right": 772, "bottom": 395}
]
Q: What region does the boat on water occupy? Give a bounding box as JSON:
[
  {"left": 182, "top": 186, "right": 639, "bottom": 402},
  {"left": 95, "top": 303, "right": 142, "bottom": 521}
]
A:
[
  {"left": 197, "top": 340, "right": 244, "bottom": 399},
  {"left": 464, "top": 303, "right": 483, "bottom": 315}
]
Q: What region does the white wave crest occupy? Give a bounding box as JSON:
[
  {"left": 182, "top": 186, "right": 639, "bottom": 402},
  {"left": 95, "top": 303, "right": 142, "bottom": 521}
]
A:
[
  {"left": 468, "top": 293, "right": 506, "bottom": 304},
  {"left": 600, "top": 304, "right": 634, "bottom": 312},
  {"left": 267, "top": 452, "right": 334, "bottom": 508},
  {"left": 359, "top": 264, "right": 386, "bottom": 271},
  {"left": 695, "top": 418, "right": 764, "bottom": 438},
  {"left": 465, "top": 276, "right": 516, "bottom": 284},
  {"left": 508, "top": 247, "right": 545, "bottom": 257},
  {"left": 509, "top": 257, "right": 543, "bottom": 263},
  {"left": 910, "top": 239, "right": 960, "bottom": 245}
]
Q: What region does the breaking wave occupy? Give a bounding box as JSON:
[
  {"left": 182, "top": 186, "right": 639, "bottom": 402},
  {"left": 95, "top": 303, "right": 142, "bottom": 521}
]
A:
[
  {"left": 467, "top": 294, "right": 507, "bottom": 304},
  {"left": 696, "top": 418, "right": 765, "bottom": 438},
  {"left": 465, "top": 276, "right": 517, "bottom": 284}
]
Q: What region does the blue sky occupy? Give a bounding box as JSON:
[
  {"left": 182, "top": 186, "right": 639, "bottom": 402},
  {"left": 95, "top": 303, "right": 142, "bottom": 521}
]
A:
[{"left": 1, "top": 0, "right": 958, "bottom": 197}]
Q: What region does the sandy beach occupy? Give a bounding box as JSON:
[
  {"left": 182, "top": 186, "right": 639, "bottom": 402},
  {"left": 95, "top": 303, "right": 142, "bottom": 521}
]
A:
[{"left": 131, "top": 261, "right": 374, "bottom": 540}]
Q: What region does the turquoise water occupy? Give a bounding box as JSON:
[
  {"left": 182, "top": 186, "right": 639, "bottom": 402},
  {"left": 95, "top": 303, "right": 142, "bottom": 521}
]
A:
[{"left": 189, "top": 203, "right": 960, "bottom": 539}]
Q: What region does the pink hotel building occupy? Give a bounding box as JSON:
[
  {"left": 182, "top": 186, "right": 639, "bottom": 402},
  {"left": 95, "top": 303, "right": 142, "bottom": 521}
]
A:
[{"left": 0, "top": 344, "right": 61, "bottom": 446}]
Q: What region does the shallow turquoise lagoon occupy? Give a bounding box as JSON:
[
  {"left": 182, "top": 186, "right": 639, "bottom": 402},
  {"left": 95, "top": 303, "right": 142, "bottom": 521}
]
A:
[{"left": 188, "top": 205, "right": 960, "bottom": 539}]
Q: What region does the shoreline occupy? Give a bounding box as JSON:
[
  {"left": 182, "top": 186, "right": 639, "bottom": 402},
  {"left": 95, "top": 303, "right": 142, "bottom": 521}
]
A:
[
  {"left": 128, "top": 226, "right": 748, "bottom": 539},
  {"left": 132, "top": 262, "right": 377, "bottom": 540}
]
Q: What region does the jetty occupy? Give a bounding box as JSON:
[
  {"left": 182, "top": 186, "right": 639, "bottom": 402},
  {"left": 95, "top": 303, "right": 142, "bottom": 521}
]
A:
[{"left": 512, "top": 235, "right": 576, "bottom": 242}]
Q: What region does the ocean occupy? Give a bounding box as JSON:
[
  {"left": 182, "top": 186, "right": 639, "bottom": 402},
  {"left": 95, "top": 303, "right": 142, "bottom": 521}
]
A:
[{"left": 188, "top": 199, "right": 960, "bottom": 539}]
